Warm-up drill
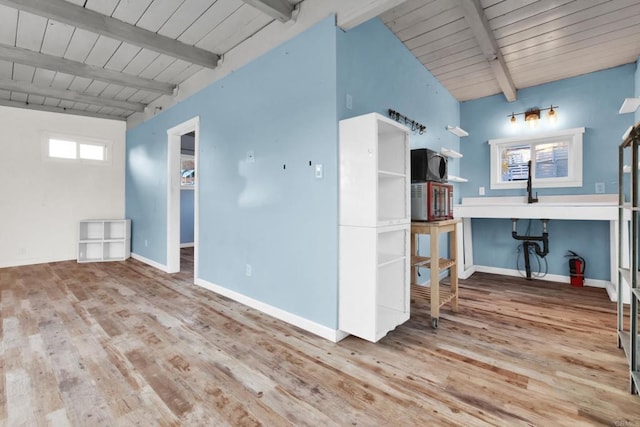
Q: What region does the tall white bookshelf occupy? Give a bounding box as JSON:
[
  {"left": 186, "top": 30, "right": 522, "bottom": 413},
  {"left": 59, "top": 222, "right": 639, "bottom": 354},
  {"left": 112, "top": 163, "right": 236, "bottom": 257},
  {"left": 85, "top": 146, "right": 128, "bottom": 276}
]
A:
[
  {"left": 339, "top": 112, "right": 410, "bottom": 342},
  {"left": 78, "top": 219, "right": 131, "bottom": 262}
]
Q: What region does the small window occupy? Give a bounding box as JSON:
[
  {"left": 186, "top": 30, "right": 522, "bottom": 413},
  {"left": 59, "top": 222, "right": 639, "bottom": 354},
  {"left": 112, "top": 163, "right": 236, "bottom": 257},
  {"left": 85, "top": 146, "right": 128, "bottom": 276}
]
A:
[
  {"left": 49, "top": 139, "right": 77, "bottom": 159},
  {"left": 489, "top": 128, "right": 585, "bottom": 189},
  {"left": 44, "top": 132, "right": 111, "bottom": 164}
]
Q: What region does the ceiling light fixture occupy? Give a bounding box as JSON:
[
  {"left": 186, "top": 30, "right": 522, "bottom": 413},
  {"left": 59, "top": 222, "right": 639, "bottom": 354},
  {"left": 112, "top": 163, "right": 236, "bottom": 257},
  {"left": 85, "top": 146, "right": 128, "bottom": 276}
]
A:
[{"left": 508, "top": 105, "right": 558, "bottom": 128}]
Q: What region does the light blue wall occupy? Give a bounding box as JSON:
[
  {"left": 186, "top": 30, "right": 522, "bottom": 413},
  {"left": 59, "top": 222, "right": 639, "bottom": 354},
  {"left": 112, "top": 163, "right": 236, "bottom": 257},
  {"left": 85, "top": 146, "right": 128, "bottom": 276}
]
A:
[
  {"left": 336, "top": 18, "right": 461, "bottom": 262},
  {"left": 180, "top": 190, "right": 194, "bottom": 244},
  {"left": 126, "top": 16, "right": 340, "bottom": 327},
  {"left": 460, "top": 64, "right": 637, "bottom": 280}
]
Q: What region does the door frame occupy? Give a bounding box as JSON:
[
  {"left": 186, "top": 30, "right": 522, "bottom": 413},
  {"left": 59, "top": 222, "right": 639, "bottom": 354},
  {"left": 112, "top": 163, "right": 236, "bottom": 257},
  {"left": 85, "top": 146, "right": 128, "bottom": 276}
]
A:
[{"left": 166, "top": 116, "right": 200, "bottom": 280}]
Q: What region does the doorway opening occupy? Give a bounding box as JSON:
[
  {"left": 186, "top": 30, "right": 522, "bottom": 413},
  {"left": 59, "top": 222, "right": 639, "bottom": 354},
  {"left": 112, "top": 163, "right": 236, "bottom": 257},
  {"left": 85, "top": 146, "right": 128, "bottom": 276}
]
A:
[{"left": 167, "top": 117, "right": 199, "bottom": 282}]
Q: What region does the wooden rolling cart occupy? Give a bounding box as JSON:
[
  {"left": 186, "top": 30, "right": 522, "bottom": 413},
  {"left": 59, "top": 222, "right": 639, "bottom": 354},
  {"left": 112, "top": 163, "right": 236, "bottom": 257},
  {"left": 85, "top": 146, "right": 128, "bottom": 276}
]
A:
[{"left": 411, "top": 219, "right": 461, "bottom": 328}]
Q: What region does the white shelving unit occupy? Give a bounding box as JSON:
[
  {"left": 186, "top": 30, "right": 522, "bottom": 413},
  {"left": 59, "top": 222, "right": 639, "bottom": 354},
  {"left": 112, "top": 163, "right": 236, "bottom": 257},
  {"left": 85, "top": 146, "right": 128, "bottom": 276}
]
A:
[
  {"left": 78, "top": 219, "right": 131, "bottom": 262},
  {"left": 618, "top": 122, "right": 640, "bottom": 395},
  {"left": 339, "top": 112, "right": 410, "bottom": 342}
]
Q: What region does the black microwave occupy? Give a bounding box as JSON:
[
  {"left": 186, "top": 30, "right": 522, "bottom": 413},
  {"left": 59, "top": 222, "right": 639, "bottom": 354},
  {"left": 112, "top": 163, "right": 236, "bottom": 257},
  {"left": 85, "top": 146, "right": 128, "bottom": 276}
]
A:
[{"left": 411, "top": 148, "right": 448, "bottom": 183}]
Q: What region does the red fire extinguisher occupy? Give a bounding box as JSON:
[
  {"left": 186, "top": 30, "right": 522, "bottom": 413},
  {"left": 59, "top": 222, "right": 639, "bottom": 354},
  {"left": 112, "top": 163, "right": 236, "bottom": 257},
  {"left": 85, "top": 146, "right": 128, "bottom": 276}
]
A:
[{"left": 566, "top": 251, "right": 586, "bottom": 287}]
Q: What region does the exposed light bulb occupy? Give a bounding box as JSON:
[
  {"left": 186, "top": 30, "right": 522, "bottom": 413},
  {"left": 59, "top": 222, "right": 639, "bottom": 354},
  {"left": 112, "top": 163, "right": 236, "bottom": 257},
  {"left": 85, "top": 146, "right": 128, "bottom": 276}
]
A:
[
  {"left": 547, "top": 106, "right": 557, "bottom": 124},
  {"left": 510, "top": 113, "right": 517, "bottom": 127}
]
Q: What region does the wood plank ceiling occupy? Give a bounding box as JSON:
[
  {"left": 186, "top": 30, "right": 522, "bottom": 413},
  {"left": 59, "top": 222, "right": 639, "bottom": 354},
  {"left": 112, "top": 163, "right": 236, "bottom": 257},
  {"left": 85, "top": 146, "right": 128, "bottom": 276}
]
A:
[
  {"left": 0, "top": 0, "right": 638, "bottom": 121},
  {"left": 382, "top": 0, "right": 640, "bottom": 102},
  {"left": 0, "top": 0, "right": 301, "bottom": 120}
]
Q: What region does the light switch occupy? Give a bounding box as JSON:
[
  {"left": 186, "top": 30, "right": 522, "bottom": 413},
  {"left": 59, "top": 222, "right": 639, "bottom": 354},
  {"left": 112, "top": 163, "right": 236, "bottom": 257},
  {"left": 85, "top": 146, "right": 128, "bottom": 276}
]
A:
[
  {"left": 315, "top": 164, "right": 323, "bottom": 179},
  {"left": 479, "top": 186, "right": 485, "bottom": 196}
]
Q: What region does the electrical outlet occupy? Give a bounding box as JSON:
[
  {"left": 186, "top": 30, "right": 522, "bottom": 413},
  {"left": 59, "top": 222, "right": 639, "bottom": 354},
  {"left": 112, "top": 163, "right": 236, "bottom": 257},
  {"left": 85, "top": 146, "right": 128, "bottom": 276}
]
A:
[
  {"left": 315, "top": 164, "right": 323, "bottom": 179},
  {"left": 479, "top": 186, "right": 485, "bottom": 196},
  {"left": 247, "top": 150, "right": 255, "bottom": 163},
  {"left": 595, "top": 182, "right": 605, "bottom": 193},
  {"left": 245, "top": 264, "right": 252, "bottom": 277}
]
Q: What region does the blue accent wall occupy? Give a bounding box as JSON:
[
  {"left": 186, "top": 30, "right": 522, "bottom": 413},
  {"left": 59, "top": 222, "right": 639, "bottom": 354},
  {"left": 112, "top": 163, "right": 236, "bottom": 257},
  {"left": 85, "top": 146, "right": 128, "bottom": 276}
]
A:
[
  {"left": 336, "top": 18, "right": 461, "bottom": 262},
  {"left": 180, "top": 190, "right": 194, "bottom": 244},
  {"left": 126, "top": 16, "right": 339, "bottom": 327},
  {"left": 125, "top": 16, "right": 465, "bottom": 330},
  {"left": 460, "top": 65, "right": 637, "bottom": 280}
]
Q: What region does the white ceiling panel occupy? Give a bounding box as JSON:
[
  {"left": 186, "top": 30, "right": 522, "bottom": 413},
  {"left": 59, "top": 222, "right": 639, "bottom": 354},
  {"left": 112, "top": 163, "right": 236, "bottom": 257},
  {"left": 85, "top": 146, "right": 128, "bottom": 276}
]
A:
[
  {"left": 40, "top": 19, "right": 75, "bottom": 56},
  {"left": 0, "top": 89, "right": 11, "bottom": 99},
  {"left": 12, "top": 63, "right": 35, "bottom": 82},
  {"left": 50, "top": 72, "right": 75, "bottom": 91},
  {"left": 121, "top": 48, "right": 160, "bottom": 76},
  {"left": 84, "top": 80, "right": 109, "bottom": 97},
  {"left": 63, "top": 28, "right": 99, "bottom": 62},
  {"left": 104, "top": 42, "right": 143, "bottom": 72},
  {"left": 0, "top": 60, "right": 12, "bottom": 79},
  {"left": 111, "top": 0, "right": 154, "bottom": 25},
  {"left": 10, "top": 91, "right": 27, "bottom": 102},
  {"left": 26, "top": 94, "right": 45, "bottom": 104},
  {"left": 84, "top": 35, "right": 121, "bottom": 67},
  {"left": 158, "top": 0, "right": 215, "bottom": 39},
  {"left": 0, "top": 5, "right": 17, "bottom": 45},
  {"left": 179, "top": 0, "right": 243, "bottom": 46},
  {"left": 202, "top": 6, "right": 272, "bottom": 54},
  {"left": 136, "top": 0, "right": 186, "bottom": 33},
  {"left": 16, "top": 11, "right": 46, "bottom": 52},
  {"left": 84, "top": 0, "right": 120, "bottom": 16},
  {"left": 32, "top": 68, "right": 57, "bottom": 87},
  {"left": 138, "top": 54, "right": 176, "bottom": 80},
  {"left": 67, "top": 76, "right": 93, "bottom": 93}
]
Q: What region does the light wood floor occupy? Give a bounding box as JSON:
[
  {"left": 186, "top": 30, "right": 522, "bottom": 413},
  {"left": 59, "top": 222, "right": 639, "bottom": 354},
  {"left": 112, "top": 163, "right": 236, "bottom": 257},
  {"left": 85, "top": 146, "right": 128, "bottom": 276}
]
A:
[{"left": 1, "top": 249, "right": 639, "bottom": 426}]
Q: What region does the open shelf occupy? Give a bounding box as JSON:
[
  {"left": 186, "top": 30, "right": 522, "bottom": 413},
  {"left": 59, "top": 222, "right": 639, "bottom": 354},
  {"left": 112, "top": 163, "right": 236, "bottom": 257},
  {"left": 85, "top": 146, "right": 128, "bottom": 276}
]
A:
[{"left": 78, "top": 219, "right": 130, "bottom": 263}]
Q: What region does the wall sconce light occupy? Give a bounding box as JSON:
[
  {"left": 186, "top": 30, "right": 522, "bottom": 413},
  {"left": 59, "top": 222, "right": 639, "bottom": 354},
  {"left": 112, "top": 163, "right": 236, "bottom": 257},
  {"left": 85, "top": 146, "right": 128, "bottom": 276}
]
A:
[{"left": 508, "top": 105, "right": 558, "bottom": 128}]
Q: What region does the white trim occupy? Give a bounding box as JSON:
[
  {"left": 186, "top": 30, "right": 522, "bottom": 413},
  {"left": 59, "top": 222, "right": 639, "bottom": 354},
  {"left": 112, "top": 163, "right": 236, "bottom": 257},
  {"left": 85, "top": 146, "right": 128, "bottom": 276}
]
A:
[
  {"left": 166, "top": 117, "right": 200, "bottom": 278},
  {"left": 180, "top": 243, "right": 194, "bottom": 248},
  {"left": 489, "top": 127, "right": 585, "bottom": 190},
  {"left": 131, "top": 252, "right": 169, "bottom": 273},
  {"left": 473, "top": 265, "right": 609, "bottom": 288},
  {"left": 196, "top": 278, "right": 347, "bottom": 342}
]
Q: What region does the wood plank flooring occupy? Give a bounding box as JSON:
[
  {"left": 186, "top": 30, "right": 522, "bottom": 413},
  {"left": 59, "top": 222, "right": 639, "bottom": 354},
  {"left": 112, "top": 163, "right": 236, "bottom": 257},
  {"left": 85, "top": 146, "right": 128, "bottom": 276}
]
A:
[{"left": 1, "top": 249, "right": 639, "bottom": 426}]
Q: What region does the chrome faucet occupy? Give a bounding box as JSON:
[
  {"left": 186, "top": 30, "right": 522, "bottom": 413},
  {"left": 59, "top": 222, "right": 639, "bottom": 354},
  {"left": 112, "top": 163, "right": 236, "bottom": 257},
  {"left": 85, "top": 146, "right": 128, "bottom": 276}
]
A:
[{"left": 527, "top": 160, "right": 538, "bottom": 204}]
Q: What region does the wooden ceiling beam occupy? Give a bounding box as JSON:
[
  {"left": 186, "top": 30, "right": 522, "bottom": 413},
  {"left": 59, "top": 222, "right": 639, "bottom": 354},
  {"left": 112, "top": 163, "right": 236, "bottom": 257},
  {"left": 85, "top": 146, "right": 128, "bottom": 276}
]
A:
[
  {"left": 0, "top": 79, "right": 146, "bottom": 112},
  {"left": 0, "top": 98, "right": 126, "bottom": 121},
  {"left": 0, "top": 0, "right": 220, "bottom": 68},
  {"left": 459, "top": 0, "right": 517, "bottom": 102},
  {"left": 338, "top": 0, "right": 408, "bottom": 30},
  {"left": 241, "top": 0, "right": 294, "bottom": 22},
  {"left": 0, "top": 44, "right": 175, "bottom": 95}
]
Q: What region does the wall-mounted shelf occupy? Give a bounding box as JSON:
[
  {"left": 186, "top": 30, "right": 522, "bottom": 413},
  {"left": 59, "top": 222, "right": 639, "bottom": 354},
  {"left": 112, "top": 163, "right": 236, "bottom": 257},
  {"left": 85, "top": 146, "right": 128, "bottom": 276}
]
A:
[
  {"left": 448, "top": 175, "right": 468, "bottom": 183},
  {"left": 446, "top": 125, "right": 468, "bottom": 137},
  {"left": 440, "top": 147, "right": 462, "bottom": 158}
]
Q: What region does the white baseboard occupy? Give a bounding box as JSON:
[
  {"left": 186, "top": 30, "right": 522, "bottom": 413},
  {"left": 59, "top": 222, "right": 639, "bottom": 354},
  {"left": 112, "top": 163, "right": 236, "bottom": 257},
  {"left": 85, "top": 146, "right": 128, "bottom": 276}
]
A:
[
  {"left": 131, "top": 253, "right": 169, "bottom": 273},
  {"left": 196, "top": 278, "right": 345, "bottom": 342},
  {"left": 474, "top": 265, "right": 609, "bottom": 289},
  {"left": 180, "top": 243, "right": 194, "bottom": 248},
  {"left": 0, "top": 255, "right": 74, "bottom": 269}
]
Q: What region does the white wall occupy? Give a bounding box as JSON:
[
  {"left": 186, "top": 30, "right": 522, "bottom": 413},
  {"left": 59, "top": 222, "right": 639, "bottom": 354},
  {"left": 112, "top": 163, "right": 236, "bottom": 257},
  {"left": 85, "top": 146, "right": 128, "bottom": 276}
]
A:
[{"left": 0, "top": 106, "right": 126, "bottom": 268}]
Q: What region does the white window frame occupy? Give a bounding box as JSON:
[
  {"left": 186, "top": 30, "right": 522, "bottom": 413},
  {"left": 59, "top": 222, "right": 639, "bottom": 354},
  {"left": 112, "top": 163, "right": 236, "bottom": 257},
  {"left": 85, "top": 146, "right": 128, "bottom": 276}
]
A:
[
  {"left": 42, "top": 131, "right": 112, "bottom": 165},
  {"left": 488, "top": 127, "right": 585, "bottom": 190}
]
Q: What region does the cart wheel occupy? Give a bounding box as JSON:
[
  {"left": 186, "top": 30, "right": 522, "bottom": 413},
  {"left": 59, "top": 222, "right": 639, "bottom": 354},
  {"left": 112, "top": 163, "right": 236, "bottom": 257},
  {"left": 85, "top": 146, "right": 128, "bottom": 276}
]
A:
[{"left": 432, "top": 318, "right": 439, "bottom": 329}]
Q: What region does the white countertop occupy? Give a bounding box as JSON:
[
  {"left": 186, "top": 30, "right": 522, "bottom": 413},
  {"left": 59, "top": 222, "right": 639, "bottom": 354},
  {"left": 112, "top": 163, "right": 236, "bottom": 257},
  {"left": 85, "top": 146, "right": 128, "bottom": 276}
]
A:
[{"left": 454, "top": 194, "right": 618, "bottom": 220}]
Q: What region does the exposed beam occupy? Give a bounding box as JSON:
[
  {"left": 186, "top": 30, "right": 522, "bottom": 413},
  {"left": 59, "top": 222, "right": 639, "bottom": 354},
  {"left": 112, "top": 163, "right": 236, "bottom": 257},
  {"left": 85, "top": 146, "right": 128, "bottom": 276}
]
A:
[
  {"left": 0, "top": 0, "right": 220, "bottom": 69},
  {"left": 241, "top": 0, "right": 294, "bottom": 22},
  {"left": 0, "top": 98, "right": 126, "bottom": 121},
  {"left": 0, "top": 44, "right": 175, "bottom": 95},
  {"left": 459, "top": 0, "right": 517, "bottom": 102},
  {"left": 0, "top": 79, "right": 145, "bottom": 112},
  {"left": 338, "top": 0, "right": 408, "bottom": 30}
]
